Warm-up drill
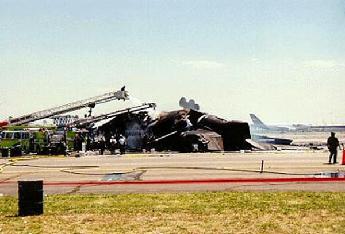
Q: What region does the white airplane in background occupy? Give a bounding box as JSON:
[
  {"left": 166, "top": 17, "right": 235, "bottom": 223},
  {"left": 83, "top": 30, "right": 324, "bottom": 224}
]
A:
[
  {"left": 250, "top": 114, "right": 345, "bottom": 133},
  {"left": 249, "top": 114, "right": 310, "bottom": 132}
]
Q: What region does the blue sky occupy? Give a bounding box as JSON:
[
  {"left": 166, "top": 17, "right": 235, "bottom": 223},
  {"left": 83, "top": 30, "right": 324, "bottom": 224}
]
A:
[{"left": 1, "top": 0, "right": 345, "bottom": 124}]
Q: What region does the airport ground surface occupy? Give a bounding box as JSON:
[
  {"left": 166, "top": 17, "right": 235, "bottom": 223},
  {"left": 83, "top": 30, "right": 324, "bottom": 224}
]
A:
[{"left": 1, "top": 149, "right": 345, "bottom": 195}]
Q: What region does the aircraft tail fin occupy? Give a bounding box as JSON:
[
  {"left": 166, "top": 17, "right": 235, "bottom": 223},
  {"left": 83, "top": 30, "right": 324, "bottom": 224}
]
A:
[{"left": 250, "top": 114, "right": 269, "bottom": 130}]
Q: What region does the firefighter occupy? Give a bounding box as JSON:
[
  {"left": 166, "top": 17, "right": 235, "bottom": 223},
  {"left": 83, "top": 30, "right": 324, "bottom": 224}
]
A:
[
  {"left": 118, "top": 134, "right": 126, "bottom": 155},
  {"left": 99, "top": 136, "right": 106, "bottom": 155},
  {"left": 109, "top": 136, "right": 117, "bottom": 154}
]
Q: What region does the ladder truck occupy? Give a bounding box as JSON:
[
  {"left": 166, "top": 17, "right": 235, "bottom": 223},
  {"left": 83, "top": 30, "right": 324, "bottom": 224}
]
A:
[
  {"left": 0, "top": 87, "right": 128, "bottom": 156},
  {"left": 6, "top": 88, "right": 128, "bottom": 126}
]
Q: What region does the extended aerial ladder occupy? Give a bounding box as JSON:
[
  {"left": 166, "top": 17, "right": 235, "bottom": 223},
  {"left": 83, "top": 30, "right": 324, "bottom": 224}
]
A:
[
  {"left": 6, "top": 88, "right": 129, "bottom": 126},
  {"left": 67, "top": 103, "right": 156, "bottom": 128}
]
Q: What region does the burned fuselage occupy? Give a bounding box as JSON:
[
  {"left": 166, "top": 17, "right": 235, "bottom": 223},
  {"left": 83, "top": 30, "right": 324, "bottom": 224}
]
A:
[{"left": 97, "top": 107, "right": 251, "bottom": 152}]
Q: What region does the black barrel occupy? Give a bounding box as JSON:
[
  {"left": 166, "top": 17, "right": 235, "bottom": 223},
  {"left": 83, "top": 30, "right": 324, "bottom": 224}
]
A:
[{"left": 18, "top": 180, "right": 43, "bottom": 216}]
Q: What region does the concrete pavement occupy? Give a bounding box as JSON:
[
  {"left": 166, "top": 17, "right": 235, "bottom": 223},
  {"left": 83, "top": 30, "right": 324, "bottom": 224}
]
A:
[{"left": 1, "top": 150, "right": 345, "bottom": 195}]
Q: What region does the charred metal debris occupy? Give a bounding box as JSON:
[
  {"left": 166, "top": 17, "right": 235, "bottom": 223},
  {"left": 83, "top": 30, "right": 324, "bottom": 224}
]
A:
[{"left": 98, "top": 108, "right": 252, "bottom": 152}]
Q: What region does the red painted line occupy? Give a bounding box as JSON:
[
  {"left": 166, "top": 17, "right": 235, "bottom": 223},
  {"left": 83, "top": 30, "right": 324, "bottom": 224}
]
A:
[
  {"left": 47, "top": 177, "right": 345, "bottom": 186},
  {"left": 1, "top": 177, "right": 345, "bottom": 186}
]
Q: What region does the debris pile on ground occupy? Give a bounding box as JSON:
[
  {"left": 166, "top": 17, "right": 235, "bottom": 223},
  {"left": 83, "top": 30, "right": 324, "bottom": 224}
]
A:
[{"left": 99, "top": 108, "right": 251, "bottom": 152}]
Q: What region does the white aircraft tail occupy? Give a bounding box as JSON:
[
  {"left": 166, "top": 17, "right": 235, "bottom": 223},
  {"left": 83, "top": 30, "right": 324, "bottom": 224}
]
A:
[{"left": 250, "top": 114, "right": 269, "bottom": 130}]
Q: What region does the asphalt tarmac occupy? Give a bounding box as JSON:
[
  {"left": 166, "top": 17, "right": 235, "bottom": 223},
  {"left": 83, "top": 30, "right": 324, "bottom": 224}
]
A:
[{"left": 1, "top": 150, "right": 345, "bottom": 195}]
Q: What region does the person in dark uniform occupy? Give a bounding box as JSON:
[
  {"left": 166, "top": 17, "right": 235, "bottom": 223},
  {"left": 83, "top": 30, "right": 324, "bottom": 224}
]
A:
[
  {"left": 142, "top": 134, "right": 149, "bottom": 152},
  {"left": 99, "top": 137, "right": 105, "bottom": 155},
  {"left": 29, "top": 135, "right": 35, "bottom": 153},
  {"left": 59, "top": 139, "right": 67, "bottom": 156},
  {"left": 327, "top": 132, "right": 340, "bottom": 164},
  {"left": 86, "top": 136, "right": 91, "bottom": 151},
  {"left": 74, "top": 134, "right": 81, "bottom": 151}
]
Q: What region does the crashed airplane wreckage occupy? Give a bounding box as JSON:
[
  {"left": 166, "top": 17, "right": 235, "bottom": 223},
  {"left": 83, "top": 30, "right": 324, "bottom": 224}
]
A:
[
  {"left": 0, "top": 85, "right": 253, "bottom": 154},
  {"left": 98, "top": 108, "right": 252, "bottom": 152}
]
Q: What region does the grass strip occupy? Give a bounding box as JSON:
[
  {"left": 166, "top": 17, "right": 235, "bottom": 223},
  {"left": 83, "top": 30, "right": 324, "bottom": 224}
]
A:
[{"left": 1, "top": 192, "right": 345, "bottom": 234}]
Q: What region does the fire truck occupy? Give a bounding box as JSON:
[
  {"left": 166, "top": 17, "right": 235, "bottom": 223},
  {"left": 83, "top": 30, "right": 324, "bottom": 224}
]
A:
[{"left": 0, "top": 88, "right": 128, "bottom": 156}]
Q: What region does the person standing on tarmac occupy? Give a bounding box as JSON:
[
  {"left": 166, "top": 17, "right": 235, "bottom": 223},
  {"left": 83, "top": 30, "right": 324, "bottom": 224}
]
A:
[
  {"left": 99, "top": 136, "right": 106, "bottom": 155},
  {"left": 327, "top": 132, "right": 341, "bottom": 164},
  {"left": 109, "top": 136, "right": 117, "bottom": 154},
  {"left": 73, "top": 134, "right": 81, "bottom": 151},
  {"left": 118, "top": 134, "right": 126, "bottom": 155}
]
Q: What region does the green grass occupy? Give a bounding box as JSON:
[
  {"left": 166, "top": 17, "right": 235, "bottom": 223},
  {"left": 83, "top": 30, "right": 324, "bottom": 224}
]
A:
[{"left": 1, "top": 192, "right": 345, "bottom": 233}]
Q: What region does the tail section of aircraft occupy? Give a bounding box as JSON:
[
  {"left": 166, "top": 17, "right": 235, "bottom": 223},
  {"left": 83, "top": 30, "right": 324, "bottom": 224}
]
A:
[{"left": 250, "top": 114, "right": 269, "bottom": 130}]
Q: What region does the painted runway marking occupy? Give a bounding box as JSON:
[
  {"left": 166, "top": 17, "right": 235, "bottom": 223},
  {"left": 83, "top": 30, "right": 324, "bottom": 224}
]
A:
[{"left": 2, "top": 177, "right": 345, "bottom": 186}]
